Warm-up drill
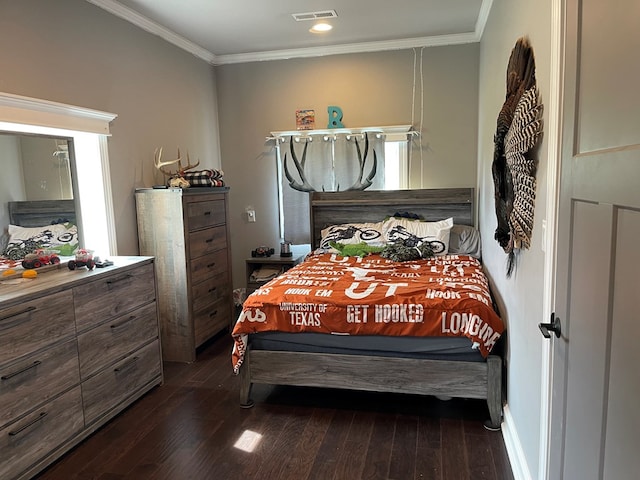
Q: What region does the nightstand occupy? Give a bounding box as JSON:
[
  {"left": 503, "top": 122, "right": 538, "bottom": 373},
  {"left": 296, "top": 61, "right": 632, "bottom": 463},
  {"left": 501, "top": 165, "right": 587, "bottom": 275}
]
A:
[{"left": 246, "top": 253, "right": 305, "bottom": 294}]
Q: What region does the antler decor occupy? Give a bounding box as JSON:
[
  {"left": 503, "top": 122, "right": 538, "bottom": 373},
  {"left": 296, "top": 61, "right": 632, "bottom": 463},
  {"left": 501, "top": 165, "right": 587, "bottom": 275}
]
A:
[
  {"left": 283, "top": 137, "right": 315, "bottom": 192},
  {"left": 154, "top": 147, "right": 201, "bottom": 188},
  {"left": 282, "top": 133, "right": 378, "bottom": 192},
  {"left": 347, "top": 133, "right": 377, "bottom": 191}
]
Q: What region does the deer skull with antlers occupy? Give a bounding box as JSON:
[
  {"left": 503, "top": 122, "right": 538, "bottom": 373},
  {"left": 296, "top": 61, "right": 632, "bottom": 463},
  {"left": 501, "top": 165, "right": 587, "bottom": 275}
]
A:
[{"left": 154, "top": 147, "right": 200, "bottom": 188}]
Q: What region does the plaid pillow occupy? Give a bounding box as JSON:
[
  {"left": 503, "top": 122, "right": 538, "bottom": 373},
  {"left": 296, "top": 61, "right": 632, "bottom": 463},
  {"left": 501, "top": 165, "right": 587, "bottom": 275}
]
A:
[{"left": 182, "top": 169, "right": 225, "bottom": 187}]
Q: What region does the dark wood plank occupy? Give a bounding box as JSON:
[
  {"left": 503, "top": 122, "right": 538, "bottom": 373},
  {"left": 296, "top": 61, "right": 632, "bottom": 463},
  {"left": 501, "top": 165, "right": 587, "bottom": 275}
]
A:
[
  {"left": 333, "top": 410, "right": 374, "bottom": 480},
  {"left": 361, "top": 412, "right": 395, "bottom": 480},
  {"left": 441, "top": 418, "right": 469, "bottom": 480},
  {"left": 277, "top": 408, "right": 334, "bottom": 480},
  {"left": 415, "top": 416, "right": 442, "bottom": 480},
  {"left": 389, "top": 414, "right": 419, "bottom": 479},
  {"left": 306, "top": 409, "right": 354, "bottom": 480},
  {"left": 466, "top": 431, "right": 499, "bottom": 480}
]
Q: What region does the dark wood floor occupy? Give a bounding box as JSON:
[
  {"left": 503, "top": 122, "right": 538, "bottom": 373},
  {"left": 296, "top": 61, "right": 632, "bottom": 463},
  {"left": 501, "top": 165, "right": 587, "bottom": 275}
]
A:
[{"left": 36, "top": 333, "right": 514, "bottom": 480}]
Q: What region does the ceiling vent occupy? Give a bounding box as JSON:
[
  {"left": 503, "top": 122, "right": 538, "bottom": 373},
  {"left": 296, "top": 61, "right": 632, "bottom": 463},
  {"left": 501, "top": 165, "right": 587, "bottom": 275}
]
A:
[{"left": 291, "top": 10, "right": 338, "bottom": 22}]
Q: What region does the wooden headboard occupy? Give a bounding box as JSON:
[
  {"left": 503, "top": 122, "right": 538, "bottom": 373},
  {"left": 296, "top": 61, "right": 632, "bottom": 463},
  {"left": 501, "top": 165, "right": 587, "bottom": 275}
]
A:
[
  {"left": 8, "top": 199, "right": 77, "bottom": 227},
  {"left": 309, "top": 188, "right": 474, "bottom": 248}
]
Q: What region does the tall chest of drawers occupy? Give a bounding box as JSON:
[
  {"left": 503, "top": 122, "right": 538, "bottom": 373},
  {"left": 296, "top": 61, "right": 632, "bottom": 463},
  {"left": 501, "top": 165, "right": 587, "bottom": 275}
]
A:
[
  {"left": 135, "top": 187, "right": 233, "bottom": 362},
  {"left": 0, "top": 257, "right": 163, "bottom": 480}
]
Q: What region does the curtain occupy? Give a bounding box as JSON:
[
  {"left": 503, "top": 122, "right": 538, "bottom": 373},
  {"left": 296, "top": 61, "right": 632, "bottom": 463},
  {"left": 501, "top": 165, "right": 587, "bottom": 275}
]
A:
[{"left": 278, "top": 133, "right": 386, "bottom": 244}]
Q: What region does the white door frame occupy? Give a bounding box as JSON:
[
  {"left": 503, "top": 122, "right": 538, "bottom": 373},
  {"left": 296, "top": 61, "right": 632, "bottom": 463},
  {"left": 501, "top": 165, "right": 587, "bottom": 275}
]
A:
[{"left": 538, "top": 0, "right": 566, "bottom": 478}]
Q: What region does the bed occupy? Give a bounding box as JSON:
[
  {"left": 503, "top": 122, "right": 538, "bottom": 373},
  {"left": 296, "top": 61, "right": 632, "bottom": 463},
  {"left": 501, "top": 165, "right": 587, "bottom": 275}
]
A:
[
  {"left": 1, "top": 199, "right": 78, "bottom": 271},
  {"left": 231, "top": 188, "right": 505, "bottom": 429}
]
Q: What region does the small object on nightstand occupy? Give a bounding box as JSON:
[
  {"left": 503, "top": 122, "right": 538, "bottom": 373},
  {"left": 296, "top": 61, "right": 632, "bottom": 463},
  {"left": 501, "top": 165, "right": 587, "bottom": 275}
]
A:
[
  {"left": 252, "top": 246, "right": 274, "bottom": 257},
  {"left": 280, "top": 241, "right": 292, "bottom": 257}
]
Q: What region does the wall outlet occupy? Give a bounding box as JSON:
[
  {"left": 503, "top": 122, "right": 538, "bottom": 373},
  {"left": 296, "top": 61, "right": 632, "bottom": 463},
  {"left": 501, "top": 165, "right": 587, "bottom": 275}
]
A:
[{"left": 247, "top": 209, "right": 256, "bottom": 223}]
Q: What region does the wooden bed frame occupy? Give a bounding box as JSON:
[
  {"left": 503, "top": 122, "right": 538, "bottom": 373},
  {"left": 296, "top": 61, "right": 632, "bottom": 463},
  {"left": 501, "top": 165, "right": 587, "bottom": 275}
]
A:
[
  {"left": 238, "top": 188, "right": 504, "bottom": 429},
  {"left": 8, "top": 199, "right": 76, "bottom": 227}
]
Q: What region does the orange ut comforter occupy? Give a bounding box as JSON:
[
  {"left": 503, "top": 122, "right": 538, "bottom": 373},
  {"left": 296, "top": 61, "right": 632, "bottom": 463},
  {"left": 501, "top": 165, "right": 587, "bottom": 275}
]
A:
[{"left": 232, "top": 253, "right": 504, "bottom": 373}]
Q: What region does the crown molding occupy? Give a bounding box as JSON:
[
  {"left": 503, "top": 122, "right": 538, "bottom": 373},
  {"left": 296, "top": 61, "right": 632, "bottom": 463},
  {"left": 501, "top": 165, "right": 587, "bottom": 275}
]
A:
[
  {"left": 214, "top": 32, "right": 479, "bottom": 65},
  {"left": 86, "top": 0, "right": 217, "bottom": 64},
  {"left": 475, "top": 0, "right": 494, "bottom": 39},
  {"left": 88, "top": 0, "right": 485, "bottom": 66}
]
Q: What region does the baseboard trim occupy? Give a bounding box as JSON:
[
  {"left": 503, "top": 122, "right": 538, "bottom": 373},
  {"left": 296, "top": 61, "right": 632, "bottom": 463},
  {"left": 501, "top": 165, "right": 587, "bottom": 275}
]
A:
[{"left": 502, "top": 404, "right": 534, "bottom": 480}]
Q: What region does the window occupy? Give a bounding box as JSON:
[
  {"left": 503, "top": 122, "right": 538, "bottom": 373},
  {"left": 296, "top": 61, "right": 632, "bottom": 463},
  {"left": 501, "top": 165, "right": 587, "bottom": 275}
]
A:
[{"left": 271, "top": 126, "right": 414, "bottom": 245}]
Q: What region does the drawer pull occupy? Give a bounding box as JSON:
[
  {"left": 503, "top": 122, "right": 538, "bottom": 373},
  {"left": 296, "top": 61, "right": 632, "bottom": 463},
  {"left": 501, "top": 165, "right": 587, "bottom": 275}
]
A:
[
  {"left": 208, "top": 287, "right": 217, "bottom": 293},
  {"left": 114, "top": 356, "right": 140, "bottom": 373},
  {"left": 106, "top": 274, "right": 133, "bottom": 288},
  {"left": 203, "top": 211, "right": 212, "bottom": 216},
  {"left": 207, "top": 262, "right": 216, "bottom": 268},
  {"left": 111, "top": 316, "right": 136, "bottom": 330},
  {"left": 205, "top": 238, "right": 214, "bottom": 243},
  {"left": 0, "top": 305, "right": 36, "bottom": 322},
  {"left": 1, "top": 360, "right": 42, "bottom": 380},
  {"left": 9, "top": 412, "right": 47, "bottom": 437},
  {"left": 209, "top": 310, "right": 218, "bottom": 318}
]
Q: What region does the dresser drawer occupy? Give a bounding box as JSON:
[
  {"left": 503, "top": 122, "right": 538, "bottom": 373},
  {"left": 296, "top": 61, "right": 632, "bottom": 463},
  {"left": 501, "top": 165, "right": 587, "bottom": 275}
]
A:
[
  {"left": 0, "top": 339, "right": 80, "bottom": 430},
  {"left": 189, "top": 225, "right": 227, "bottom": 259},
  {"left": 74, "top": 263, "right": 156, "bottom": 332},
  {"left": 187, "top": 199, "right": 226, "bottom": 231},
  {"left": 194, "top": 297, "right": 230, "bottom": 347},
  {"left": 189, "top": 249, "right": 228, "bottom": 285},
  {"left": 191, "top": 271, "right": 230, "bottom": 313},
  {"left": 82, "top": 340, "right": 162, "bottom": 425},
  {"left": 77, "top": 302, "right": 159, "bottom": 381},
  {"left": 0, "top": 386, "right": 84, "bottom": 480},
  {"left": 0, "top": 290, "right": 75, "bottom": 366}
]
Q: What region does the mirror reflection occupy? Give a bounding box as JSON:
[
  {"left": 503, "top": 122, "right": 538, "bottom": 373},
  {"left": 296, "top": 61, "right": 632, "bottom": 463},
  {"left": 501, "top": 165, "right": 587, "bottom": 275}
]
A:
[
  {"left": 0, "top": 132, "right": 78, "bottom": 264},
  {"left": 0, "top": 132, "right": 74, "bottom": 201}
]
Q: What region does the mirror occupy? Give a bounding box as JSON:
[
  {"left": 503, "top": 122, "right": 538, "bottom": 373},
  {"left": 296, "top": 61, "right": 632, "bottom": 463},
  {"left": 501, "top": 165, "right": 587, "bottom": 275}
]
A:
[
  {"left": 0, "top": 132, "right": 75, "bottom": 201},
  {"left": 0, "top": 132, "right": 78, "bottom": 256}
]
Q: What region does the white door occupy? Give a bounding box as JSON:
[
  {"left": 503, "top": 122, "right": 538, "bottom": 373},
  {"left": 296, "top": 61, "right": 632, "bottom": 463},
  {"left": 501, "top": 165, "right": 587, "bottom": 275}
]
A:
[{"left": 548, "top": 0, "right": 640, "bottom": 479}]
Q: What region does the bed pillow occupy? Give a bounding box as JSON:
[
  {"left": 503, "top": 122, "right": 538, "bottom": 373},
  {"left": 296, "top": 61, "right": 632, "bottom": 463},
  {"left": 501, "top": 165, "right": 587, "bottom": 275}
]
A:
[
  {"left": 382, "top": 217, "right": 454, "bottom": 255},
  {"left": 448, "top": 224, "right": 482, "bottom": 258},
  {"left": 319, "top": 221, "right": 386, "bottom": 250},
  {"left": 3, "top": 223, "right": 79, "bottom": 260}
]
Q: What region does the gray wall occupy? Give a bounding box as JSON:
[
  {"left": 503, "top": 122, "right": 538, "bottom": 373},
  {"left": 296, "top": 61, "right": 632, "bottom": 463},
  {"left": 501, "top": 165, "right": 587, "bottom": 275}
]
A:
[
  {"left": 216, "top": 45, "right": 480, "bottom": 288},
  {"left": 0, "top": 0, "right": 221, "bottom": 255},
  {"left": 478, "top": 0, "right": 553, "bottom": 477}
]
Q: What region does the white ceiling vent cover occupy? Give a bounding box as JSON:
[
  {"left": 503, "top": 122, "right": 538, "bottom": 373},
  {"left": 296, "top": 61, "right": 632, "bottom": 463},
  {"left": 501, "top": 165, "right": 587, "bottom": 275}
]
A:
[{"left": 292, "top": 10, "right": 338, "bottom": 22}]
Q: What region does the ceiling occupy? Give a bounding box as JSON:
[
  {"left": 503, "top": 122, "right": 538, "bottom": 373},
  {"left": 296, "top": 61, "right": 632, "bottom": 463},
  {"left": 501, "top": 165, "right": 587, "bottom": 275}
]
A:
[{"left": 88, "top": 0, "right": 490, "bottom": 65}]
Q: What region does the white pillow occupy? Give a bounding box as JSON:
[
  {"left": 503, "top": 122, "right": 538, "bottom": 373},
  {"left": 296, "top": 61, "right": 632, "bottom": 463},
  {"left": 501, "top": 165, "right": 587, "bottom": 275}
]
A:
[
  {"left": 3, "top": 223, "right": 79, "bottom": 260},
  {"left": 319, "top": 221, "right": 386, "bottom": 250},
  {"left": 382, "top": 217, "right": 454, "bottom": 255}
]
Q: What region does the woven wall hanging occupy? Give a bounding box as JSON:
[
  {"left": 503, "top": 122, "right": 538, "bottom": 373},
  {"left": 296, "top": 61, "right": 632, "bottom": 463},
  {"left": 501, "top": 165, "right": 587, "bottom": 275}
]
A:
[{"left": 492, "top": 37, "right": 544, "bottom": 277}]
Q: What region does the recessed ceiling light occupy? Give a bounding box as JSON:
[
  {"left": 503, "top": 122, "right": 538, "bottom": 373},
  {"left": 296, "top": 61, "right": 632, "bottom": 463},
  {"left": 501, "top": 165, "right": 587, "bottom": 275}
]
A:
[{"left": 310, "top": 23, "right": 333, "bottom": 33}]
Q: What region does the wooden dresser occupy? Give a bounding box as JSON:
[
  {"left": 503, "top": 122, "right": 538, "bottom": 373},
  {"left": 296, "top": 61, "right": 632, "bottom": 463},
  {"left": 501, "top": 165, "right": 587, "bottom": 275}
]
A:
[
  {"left": 135, "top": 187, "right": 233, "bottom": 362},
  {"left": 0, "top": 257, "right": 163, "bottom": 480}
]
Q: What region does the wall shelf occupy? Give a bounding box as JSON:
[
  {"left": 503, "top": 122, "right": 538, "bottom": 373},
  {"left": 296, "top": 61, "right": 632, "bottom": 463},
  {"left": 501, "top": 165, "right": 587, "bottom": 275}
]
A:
[{"left": 267, "top": 125, "right": 417, "bottom": 143}]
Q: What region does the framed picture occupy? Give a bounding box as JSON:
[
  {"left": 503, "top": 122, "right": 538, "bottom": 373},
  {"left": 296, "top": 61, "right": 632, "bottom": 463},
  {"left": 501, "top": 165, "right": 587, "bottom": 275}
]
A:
[{"left": 296, "top": 109, "right": 315, "bottom": 130}]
